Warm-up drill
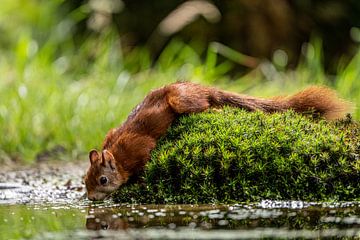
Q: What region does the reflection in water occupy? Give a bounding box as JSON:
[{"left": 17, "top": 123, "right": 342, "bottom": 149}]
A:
[
  {"left": 86, "top": 207, "right": 129, "bottom": 230},
  {"left": 84, "top": 201, "right": 360, "bottom": 237},
  {"left": 1, "top": 201, "right": 360, "bottom": 239},
  {"left": 85, "top": 204, "right": 232, "bottom": 231}
]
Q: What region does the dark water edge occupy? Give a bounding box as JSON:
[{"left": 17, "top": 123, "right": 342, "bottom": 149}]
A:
[{"left": 1, "top": 162, "right": 360, "bottom": 239}]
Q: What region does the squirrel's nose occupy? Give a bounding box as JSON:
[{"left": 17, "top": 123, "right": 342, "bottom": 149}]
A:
[
  {"left": 88, "top": 192, "right": 108, "bottom": 201},
  {"left": 87, "top": 192, "right": 96, "bottom": 201}
]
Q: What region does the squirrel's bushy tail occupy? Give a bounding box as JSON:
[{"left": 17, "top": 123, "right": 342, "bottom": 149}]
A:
[
  {"left": 212, "top": 86, "right": 352, "bottom": 120},
  {"left": 282, "top": 86, "right": 353, "bottom": 120}
]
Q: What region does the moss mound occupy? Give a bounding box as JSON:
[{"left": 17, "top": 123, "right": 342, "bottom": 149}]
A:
[{"left": 113, "top": 108, "right": 360, "bottom": 203}]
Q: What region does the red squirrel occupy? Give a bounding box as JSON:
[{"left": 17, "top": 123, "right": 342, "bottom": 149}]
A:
[{"left": 84, "top": 82, "right": 352, "bottom": 200}]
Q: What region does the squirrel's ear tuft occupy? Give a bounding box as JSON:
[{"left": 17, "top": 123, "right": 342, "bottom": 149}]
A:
[
  {"left": 102, "top": 150, "right": 116, "bottom": 170},
  {"left": 102, "top": 150, "right": 114, "bottom": 160},
  {"left": 89, "top": 149, "right": 100, "bottom": 165}
]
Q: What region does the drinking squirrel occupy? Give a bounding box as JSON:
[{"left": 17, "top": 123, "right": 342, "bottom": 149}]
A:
[{"left": 84, "top": 82, "right": 352, "bottom": 200}]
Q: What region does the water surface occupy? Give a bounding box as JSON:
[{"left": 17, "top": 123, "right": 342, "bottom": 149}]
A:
[{"left": 1, "top": 162, "right": 360, "bottom": 239}]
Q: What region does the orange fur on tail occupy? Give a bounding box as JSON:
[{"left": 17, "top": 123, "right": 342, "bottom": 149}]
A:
[
  {"left": 285, "top": 86, "right": 353, "bottom": 120},
  {"left": 210, "top": 84, "right": 352, "bottom": 120}
]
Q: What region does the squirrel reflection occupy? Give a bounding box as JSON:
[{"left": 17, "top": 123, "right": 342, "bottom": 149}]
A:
[{"left": 86, "top": 208, "right": 129, "bottom": 231}]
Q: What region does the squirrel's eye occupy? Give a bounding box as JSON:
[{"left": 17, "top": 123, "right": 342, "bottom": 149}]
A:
[{"left": 99, "top": 176, "right": 108, "bottom": 185}]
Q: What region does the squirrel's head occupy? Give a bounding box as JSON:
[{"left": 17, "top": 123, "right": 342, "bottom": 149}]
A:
[{"left": 84, "top": 149, "right": 127, "bottom": 201}]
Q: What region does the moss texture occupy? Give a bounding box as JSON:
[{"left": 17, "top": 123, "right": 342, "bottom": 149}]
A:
[{"left": 113, "top": 108, "right": 360, "bottom": 204}]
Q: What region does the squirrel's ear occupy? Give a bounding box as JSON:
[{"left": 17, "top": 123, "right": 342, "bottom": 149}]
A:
[
  {"left": 89, "top": 149, "right": 100, "bottom": 165},
  {"left": 101, "top": 150, "right": 116, "bottom": 170}
]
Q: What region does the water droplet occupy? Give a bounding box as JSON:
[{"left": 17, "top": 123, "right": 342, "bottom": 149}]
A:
[
  {"left": 168, "top": 223, "right": 176, "bottom": 229},
  {"left": 218, "top": 219, "right": 229, "bottom": 226},
  {"left": 188, "top": 222, "right": 197, "bottom": 228},
  {"left": 179, "top": 211, "right": 186, "bottom": 215}
]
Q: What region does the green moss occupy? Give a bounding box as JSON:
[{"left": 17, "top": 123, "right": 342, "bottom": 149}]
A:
[{"left": 113, "top": 108, "right": 360, "bottom": 203}]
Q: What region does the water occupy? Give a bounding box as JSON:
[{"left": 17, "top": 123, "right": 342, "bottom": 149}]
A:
[{"left": 1, "top": 162, "right": 360, "bottom": 239}]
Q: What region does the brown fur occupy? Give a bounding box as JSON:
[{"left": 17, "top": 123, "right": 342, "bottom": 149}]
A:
[{"left": 84, "top": 82, "right": 352, "bottom": 200}]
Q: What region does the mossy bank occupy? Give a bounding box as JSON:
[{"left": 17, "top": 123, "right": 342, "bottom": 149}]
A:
[{"left": 113, "top": 108, "right": 360, "bottom": 204}]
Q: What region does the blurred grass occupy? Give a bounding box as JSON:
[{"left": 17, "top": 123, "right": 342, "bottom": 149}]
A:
[{"left": 0, "top": 2, "right": 359, "bottom": 163}]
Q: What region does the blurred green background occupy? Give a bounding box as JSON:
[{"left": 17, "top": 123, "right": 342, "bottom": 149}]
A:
[{"left": 0, "top": 0, "right": 359, "bottom": 163}]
